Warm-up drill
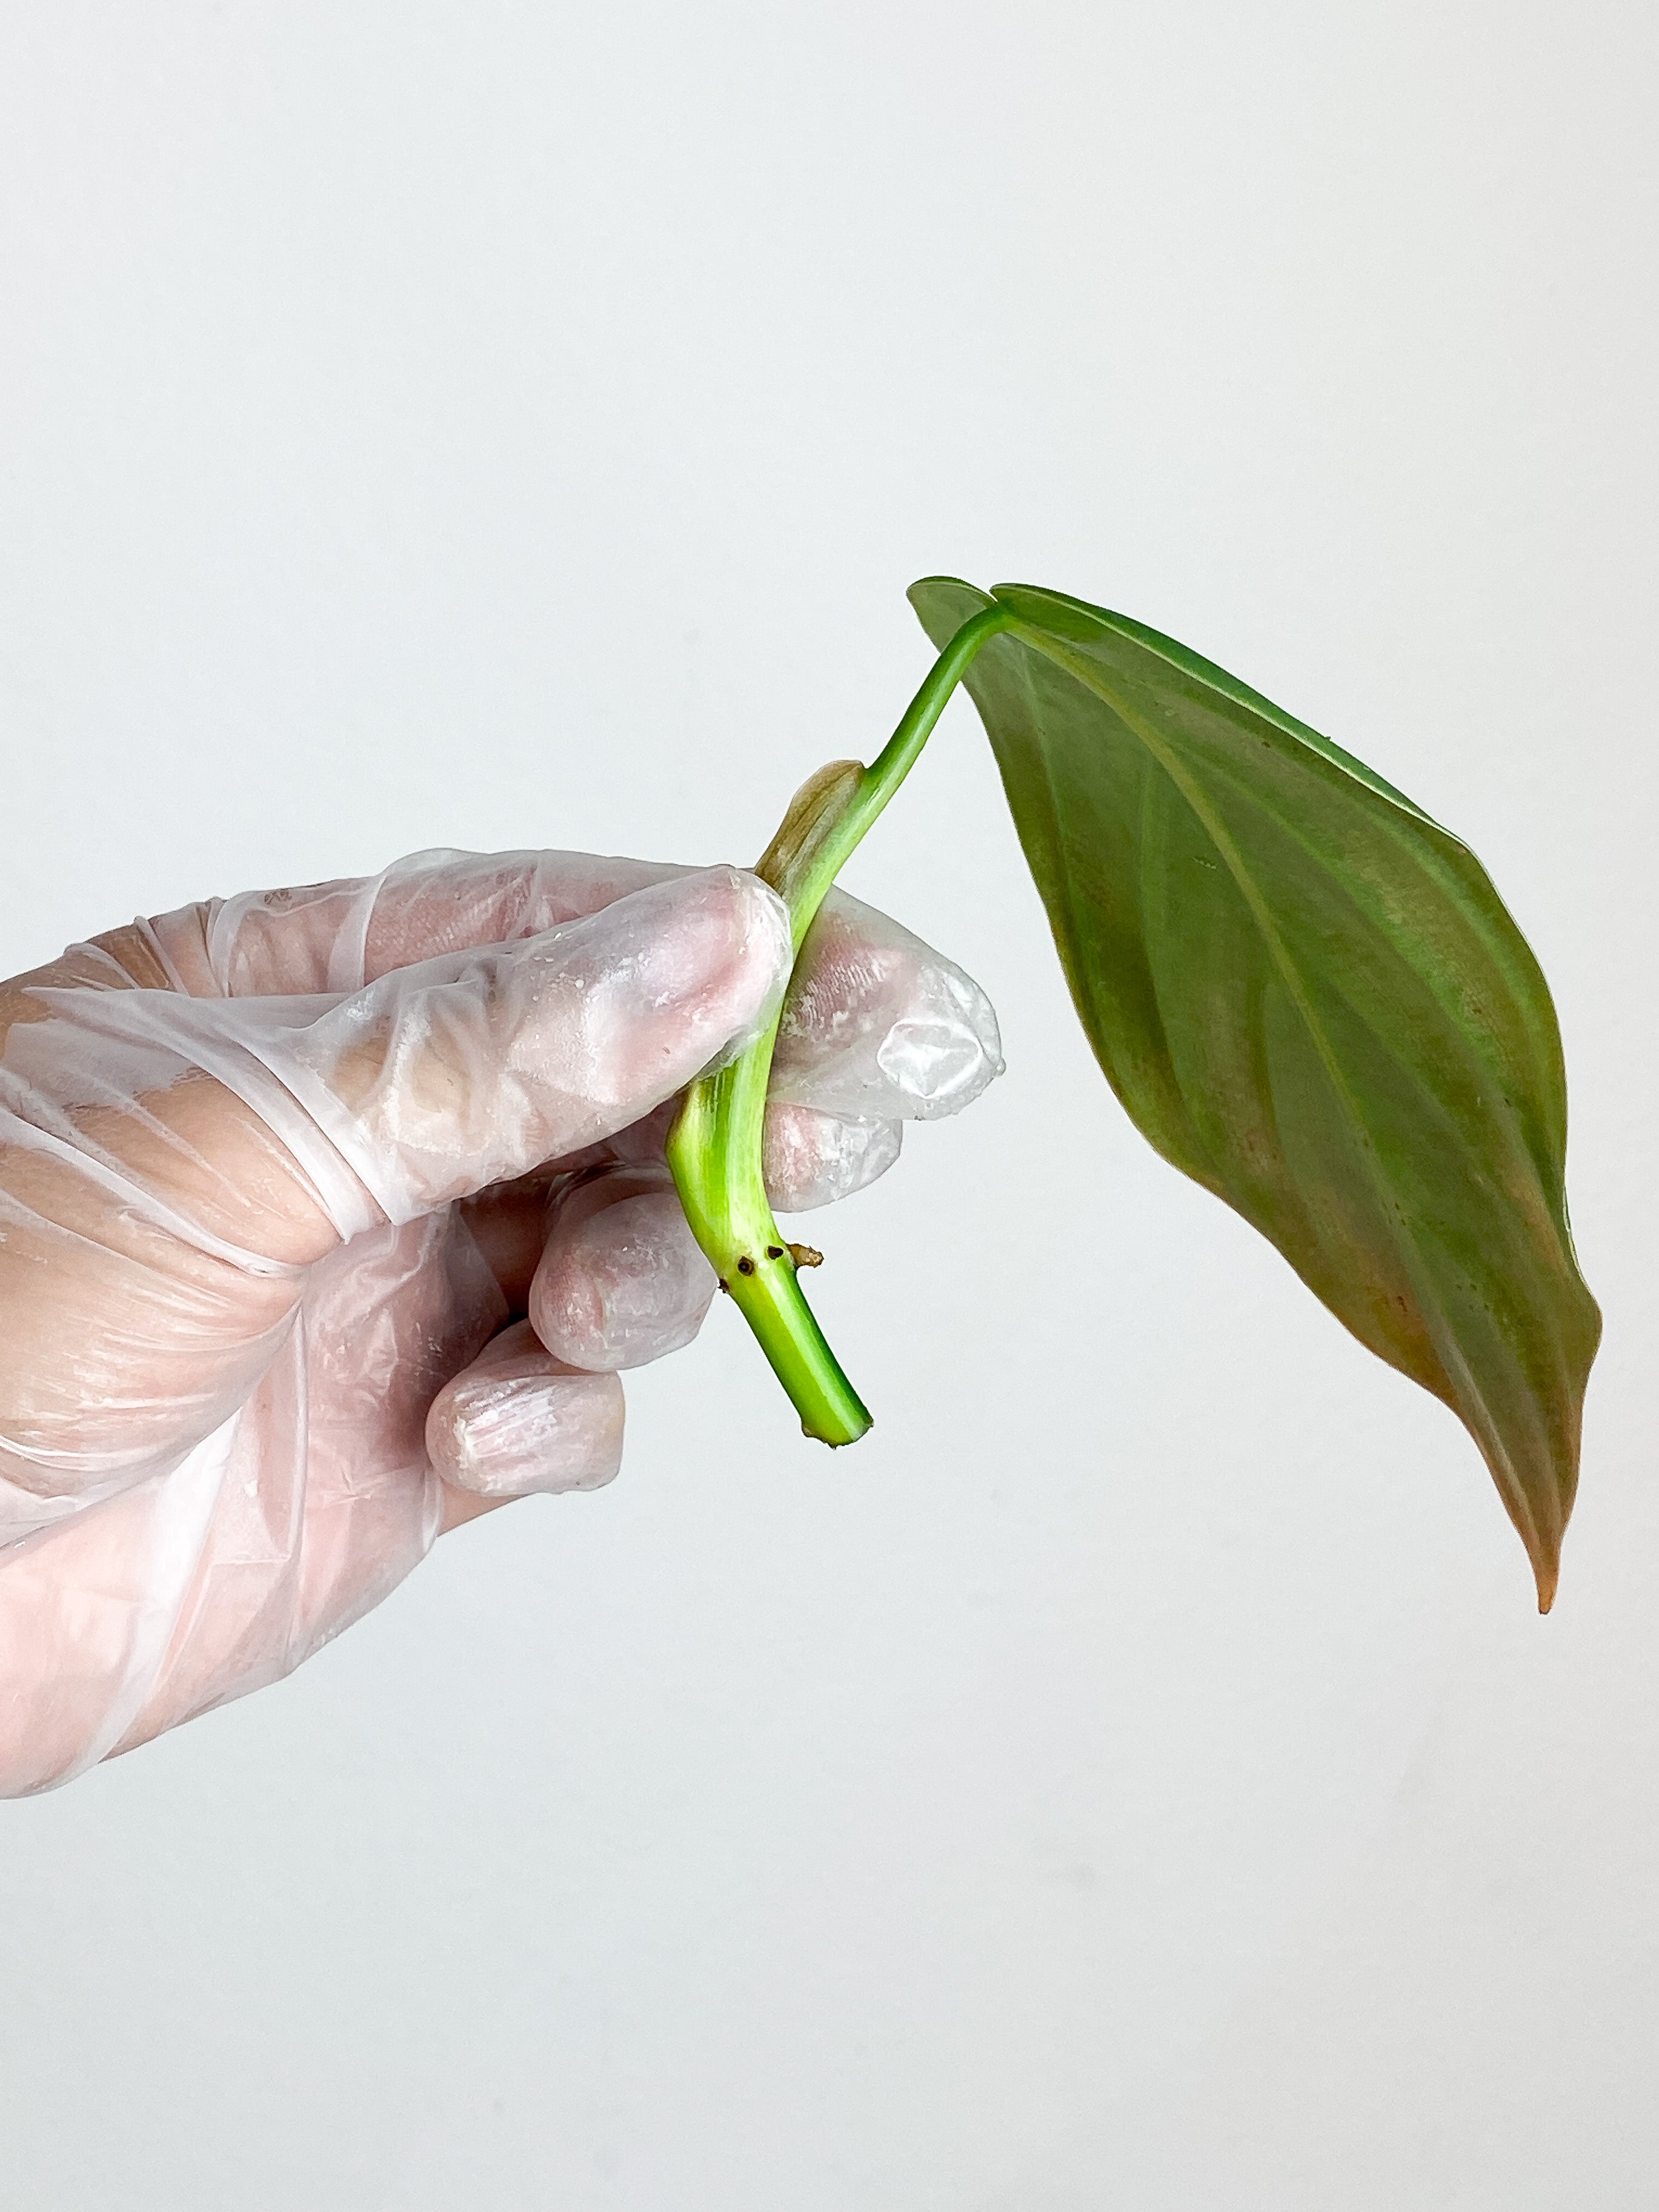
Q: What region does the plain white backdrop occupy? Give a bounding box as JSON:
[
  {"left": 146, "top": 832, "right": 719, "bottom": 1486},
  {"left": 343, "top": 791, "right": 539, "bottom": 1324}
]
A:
[{"left": 1, "top": 4, "right": 1654, "bottom": 2205}]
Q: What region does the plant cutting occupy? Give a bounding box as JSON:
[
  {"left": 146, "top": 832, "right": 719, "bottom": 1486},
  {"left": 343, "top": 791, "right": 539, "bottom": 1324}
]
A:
[{"left": 667, "top": 578, "right": 1600, "bottom": 1611}]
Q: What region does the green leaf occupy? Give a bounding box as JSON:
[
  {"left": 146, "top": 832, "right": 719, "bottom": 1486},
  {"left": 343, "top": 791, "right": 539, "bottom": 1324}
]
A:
[{"left": 909, "top": 577, "right": 1600, "bottom": 1607}]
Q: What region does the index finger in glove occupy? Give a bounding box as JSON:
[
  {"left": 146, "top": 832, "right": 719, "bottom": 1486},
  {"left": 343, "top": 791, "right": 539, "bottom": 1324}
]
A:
[
  {"left": 124, "top": 846, "right": 1000, "bottom": 1117},
  {"left": 139, "top": 849, "right": 687, "bottom": 1000},
  {"left": 5, "top": 866, "right": 791, "bottom": 1265},
  {"left": 101, "top": 846, "right": 999, "bottom": 1167},
  {"left": 132, "top": 848, "right": 1001, "bottom": 1214},
  {"left": 216, "top": 866, "right": 794, "bottom": 1235}
]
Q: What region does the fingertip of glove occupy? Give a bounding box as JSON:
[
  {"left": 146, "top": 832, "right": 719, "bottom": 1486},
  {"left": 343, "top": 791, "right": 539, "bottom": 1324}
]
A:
[
  {"left": 530, "top": 1187, "right": 717, "bottom": 1370},
  {"left": 573, "top": 865, "right": 791, "bottom": 1106},
  {"left": 656, "top": 864, "right": 793, "bottom": 1032},
  {"left": 762, "top": 1102, "right": 903, "bottom": 1212},
  {"left": 426, "top": 1353, "right": 625, "bottom": 1498}
]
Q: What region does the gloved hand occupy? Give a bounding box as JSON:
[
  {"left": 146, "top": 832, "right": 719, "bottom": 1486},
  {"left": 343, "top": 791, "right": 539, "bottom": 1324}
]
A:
[{"left": 0, "top": 849, "right": 1000, "bottom": 1796}]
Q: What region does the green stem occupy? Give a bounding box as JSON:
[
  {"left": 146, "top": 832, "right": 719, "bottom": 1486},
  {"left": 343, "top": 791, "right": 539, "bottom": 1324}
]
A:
[{"left": 666, "top": 603, "right": 1016, "bottom": 1443}]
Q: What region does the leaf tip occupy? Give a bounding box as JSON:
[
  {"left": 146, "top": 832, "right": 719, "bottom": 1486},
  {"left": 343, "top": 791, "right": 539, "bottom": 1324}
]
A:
[{"left": 1532, "top": 1550, "right": 1560, "bottom": 1616}]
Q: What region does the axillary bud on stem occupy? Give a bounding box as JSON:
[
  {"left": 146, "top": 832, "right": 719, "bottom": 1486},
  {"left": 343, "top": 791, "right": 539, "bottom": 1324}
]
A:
[{"left": 667, "top": 581, "right": 1600, "bottom": 1610}]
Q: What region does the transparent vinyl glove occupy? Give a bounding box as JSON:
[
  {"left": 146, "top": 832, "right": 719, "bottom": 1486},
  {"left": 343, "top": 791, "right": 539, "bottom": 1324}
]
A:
[{"left": 0, "top": 849, "right": 1001, "bottom": 1795}]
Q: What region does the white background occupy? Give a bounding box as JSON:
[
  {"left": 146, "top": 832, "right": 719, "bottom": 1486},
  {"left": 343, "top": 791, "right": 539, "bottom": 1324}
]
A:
[{"left": 1, "top": 4, "right": 1654, "bottom": 2205}]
